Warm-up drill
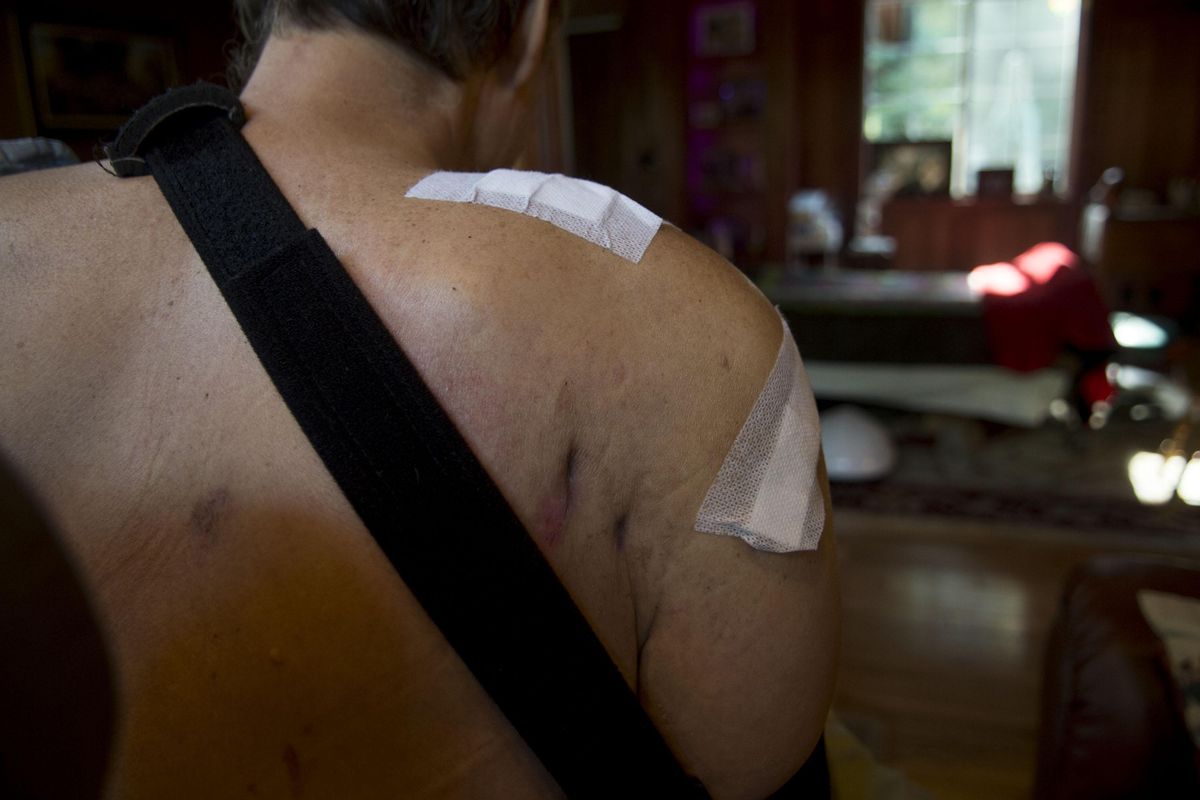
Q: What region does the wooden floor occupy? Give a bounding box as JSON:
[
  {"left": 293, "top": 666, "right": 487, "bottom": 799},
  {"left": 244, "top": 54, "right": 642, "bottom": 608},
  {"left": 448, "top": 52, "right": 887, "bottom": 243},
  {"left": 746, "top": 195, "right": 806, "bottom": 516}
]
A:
[{"left": 832, "top": 509, "right": 1200, "bottom": 800}]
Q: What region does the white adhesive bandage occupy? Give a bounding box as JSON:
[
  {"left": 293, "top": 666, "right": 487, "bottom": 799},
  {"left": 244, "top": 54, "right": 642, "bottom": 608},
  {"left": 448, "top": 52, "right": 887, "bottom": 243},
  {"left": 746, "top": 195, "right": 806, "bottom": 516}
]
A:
[
  {"left": 695, "top": 315, "right": 825, "bottom": 553},
  {"left": 406, "top": 169, "right": 663, "bottom": 263}
]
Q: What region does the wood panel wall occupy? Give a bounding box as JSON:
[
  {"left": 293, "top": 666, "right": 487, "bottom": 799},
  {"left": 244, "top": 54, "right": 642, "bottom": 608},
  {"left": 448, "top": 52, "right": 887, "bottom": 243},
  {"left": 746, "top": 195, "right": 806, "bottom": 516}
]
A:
[
  {"left": 787, "top": 0, "right": 865, "bottom": 243},
  {"left": 566, "top": 0, "right": 863, "bottom": 265},
  {"left": 0, "top": 0, "right": 236, "bottom": 159},
  {"left": 1077, "top": 0, "right": 1200, "bottom": 194},
  {"left": 566, "top": 0, "right": 689, "bottom": 224}
]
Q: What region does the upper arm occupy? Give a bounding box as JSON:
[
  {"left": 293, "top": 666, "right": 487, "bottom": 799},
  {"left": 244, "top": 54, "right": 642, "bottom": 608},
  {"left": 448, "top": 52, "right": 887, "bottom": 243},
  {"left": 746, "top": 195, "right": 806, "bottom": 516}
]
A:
[
  {"left": 617, "top": 228, "right": 839, "bottom": 798},
  {"left": 637, "top": 473, "right": 837, "bottom": 799}
]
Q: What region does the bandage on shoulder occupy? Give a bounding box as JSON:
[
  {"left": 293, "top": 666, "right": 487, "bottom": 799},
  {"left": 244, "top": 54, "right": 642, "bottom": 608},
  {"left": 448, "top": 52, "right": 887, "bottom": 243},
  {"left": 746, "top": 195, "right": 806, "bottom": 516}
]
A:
[
  {"left": 406, "top": 169, "right": 662, "bottom": 264},
  {"left": 695, "top": 314, "right": 825, "bottom": 553}
]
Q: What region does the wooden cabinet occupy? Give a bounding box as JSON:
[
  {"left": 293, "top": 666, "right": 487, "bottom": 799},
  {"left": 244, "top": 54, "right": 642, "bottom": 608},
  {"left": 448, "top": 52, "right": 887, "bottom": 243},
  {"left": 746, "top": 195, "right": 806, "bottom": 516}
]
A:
[
  {"left": 880, "top": 197, "right": 1077, "bottom": 271},
  {"left": 1091, "top": 212, "right": 1200, "bottom": 320}
]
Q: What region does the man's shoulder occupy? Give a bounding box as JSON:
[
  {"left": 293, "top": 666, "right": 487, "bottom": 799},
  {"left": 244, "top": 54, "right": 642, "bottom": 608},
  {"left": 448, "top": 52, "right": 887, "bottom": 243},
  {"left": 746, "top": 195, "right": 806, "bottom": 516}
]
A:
[
  {"left": 395, "top": 170, "right": 782, "bottom": 383},
  {"left": 1, "top": 160, "right": 110, "bottom": 209},
  {"left": 618, "top": 224, "right": 785, "bottom": 439},
  {"left": 0, "top": 162, "right": 164, "bottom": 253},
  {"left": 1, "top": 165, "right": 96, "bottom": 285}
]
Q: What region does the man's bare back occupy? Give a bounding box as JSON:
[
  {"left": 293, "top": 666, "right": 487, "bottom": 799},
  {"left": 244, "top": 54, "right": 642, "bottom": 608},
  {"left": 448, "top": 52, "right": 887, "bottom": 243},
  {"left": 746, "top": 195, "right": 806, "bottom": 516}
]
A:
[{"left": 0, "top": 22, "right": 837, "bottom": 800}]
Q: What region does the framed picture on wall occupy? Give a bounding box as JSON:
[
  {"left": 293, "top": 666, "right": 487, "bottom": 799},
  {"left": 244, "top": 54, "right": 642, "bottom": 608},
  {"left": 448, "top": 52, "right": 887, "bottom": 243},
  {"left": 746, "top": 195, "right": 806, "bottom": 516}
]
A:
[
  {"left": 693, "top": 2, "right": 756, "bottom": 58},
  {"left": 868, "top": 140, "right": 952, "bottom": 197},
  {"left": 977, "top": 167, "right": 1015, "bottom": 197},
  {"left": 27, "top": 24, "right": 178, "bottom": 130}
]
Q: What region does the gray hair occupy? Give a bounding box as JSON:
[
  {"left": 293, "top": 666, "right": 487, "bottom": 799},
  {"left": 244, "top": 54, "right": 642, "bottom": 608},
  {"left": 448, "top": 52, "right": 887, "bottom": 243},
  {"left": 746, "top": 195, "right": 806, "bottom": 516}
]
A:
[{"left": 230, "top": 0, "right": 556, "bottom": 88}]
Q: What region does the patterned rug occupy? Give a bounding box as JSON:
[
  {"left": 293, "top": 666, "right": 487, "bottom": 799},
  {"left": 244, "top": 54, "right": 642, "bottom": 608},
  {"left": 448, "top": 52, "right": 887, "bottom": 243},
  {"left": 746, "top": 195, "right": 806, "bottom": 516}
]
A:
[
  {"left": 828, "top": 411, "right": 1200, "bottom": 538},
  {"left": 831, "top": 481, "right": 1198, "bottom": 537}
]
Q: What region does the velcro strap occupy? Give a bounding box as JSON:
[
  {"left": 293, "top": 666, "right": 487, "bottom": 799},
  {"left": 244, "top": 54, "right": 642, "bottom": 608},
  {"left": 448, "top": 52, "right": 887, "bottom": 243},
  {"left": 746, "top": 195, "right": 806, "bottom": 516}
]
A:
[
  {"left": 104, "top": 83, "right": 245, "bottom": 177},
  {"left": 123, "top": 83, "right": 711, "bottom": 799}
]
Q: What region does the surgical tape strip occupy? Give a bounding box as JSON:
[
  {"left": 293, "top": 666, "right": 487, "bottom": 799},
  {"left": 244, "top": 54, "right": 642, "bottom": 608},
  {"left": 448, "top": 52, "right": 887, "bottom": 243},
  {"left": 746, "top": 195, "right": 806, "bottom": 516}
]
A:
[
  {"left": 406, "top": 169, "right": 663, "bottom": 263},
  {"left": 694, "top": 315, "right": 825, "bottom": 553}
]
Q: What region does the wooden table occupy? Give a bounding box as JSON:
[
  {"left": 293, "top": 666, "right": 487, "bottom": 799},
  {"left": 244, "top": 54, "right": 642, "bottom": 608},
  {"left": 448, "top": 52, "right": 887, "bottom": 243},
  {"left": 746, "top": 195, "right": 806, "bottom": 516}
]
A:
[{"left": 760, "top": 267, "right": 991, "bottom": 365}]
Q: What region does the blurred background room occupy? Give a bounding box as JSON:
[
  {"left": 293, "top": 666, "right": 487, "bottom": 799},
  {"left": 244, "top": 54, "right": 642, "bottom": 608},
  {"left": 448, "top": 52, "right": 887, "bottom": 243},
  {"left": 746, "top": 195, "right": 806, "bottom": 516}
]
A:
[{"left": 2, "top": 0, "right": 1199, "bottom": 797}]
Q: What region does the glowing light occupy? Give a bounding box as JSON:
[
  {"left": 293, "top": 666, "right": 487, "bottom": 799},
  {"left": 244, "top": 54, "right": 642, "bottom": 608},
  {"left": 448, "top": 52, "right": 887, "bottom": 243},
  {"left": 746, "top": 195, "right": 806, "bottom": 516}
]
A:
[
  {"left": 1128, "top": 451, "right": 1187, "bottom": 505},
  {"left": 968, "top": 262, "right": 1031, "bottom": 297},
  {"left": 1048, "top": 0, "right": 1080, "bottom": 16},
  {"left": 1111, "top": 312, "right": 1170, "bottom": 349},
  {"left": 1014, "top": 242, "right": 1073, "bottom": 284},
  {"left": 1178, "top": 455, "right": 1200, "bottom": 506},
  {"left": 1114, "top": 364, "right": 1160, "bottom": 390}
]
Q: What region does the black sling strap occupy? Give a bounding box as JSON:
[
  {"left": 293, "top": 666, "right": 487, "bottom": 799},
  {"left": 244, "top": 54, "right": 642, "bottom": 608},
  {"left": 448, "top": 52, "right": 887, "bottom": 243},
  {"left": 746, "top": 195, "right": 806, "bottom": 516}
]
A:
[{"left": 106, "top": 84, "right": 709, "bottom": 798}]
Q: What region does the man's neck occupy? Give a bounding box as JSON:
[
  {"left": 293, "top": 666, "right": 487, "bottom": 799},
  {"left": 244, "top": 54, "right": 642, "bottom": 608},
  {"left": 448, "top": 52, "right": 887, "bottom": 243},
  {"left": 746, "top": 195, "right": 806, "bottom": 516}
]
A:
[{"left": 239, "top": 30, "right": 477, "bottom": 172}]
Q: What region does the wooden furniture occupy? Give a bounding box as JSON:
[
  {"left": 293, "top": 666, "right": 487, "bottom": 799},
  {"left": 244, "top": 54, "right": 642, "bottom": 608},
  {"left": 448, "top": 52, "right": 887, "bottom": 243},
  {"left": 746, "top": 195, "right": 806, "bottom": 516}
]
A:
[
  {"left": 1036, "top": 555, "right": 1200, "bottom": 798},
  {"left": 1089, "top": 210, "right": 1200, "bottom": 327},
  {"left": 762, "top": 268, "right": 988, "bottom": 364}
]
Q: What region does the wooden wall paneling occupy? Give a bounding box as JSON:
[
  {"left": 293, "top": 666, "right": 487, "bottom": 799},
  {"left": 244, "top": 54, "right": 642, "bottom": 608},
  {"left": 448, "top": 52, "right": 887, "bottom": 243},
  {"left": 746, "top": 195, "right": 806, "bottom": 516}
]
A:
[
  {"left": 788, "top": 0, "right": 865, "bottom": 239},
  {"left": 568, "top": 25, "right": 623, "bottom": 185},
  {"left": 880, "top": 199, "right": 951, "bottom": 270},
  {"left": 566, "top": 0, "right": 687, "bottom": 223},
  {"left": 617, "top": 0, "right": 688, "bottom": 226},
  {"left": 1078, "top": 0, "right": 1200, "bottom": 193},
  {"left": 0, "top": 10, "right": 37, "bottom": 139},
  {"left": 522, "top": 25, "right": 576, "bottom": 174},
  {"left": 570, "top": 0, "right": 865, "bottom": 267},
  {"left": 760, "top": 0, "right": 800, "bottom": 264},
  {"left": 680, "top": 0, "right": 776, "bottom": 267}
]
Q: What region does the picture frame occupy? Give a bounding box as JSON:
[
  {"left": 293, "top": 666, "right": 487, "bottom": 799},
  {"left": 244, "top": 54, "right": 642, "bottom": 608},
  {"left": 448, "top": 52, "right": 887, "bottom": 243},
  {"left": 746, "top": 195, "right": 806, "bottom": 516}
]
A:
[
  {"left": 693, "top": 2, "right": 756, "bottom": 58},
  {"left": 977, "top": 167, "right": 1016, "bottom": 198},
  {"left": 868, "top": 140, "right": 952, "bottom": 197},
  {"left": 27, "top": 24, "right": 178, "bottom": 130}
]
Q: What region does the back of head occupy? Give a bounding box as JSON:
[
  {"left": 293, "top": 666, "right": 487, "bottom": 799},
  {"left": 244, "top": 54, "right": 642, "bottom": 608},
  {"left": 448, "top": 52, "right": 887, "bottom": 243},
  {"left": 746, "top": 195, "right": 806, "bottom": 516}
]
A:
[{"left": 231, "top": 0, "right": 553, "bottom": 88}]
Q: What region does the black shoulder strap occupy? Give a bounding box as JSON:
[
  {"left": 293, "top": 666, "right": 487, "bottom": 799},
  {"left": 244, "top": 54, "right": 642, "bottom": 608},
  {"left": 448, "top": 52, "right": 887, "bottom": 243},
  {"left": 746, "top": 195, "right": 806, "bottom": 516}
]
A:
[{"left": 106, "top": 84, "right": 709, "bottom": 798}]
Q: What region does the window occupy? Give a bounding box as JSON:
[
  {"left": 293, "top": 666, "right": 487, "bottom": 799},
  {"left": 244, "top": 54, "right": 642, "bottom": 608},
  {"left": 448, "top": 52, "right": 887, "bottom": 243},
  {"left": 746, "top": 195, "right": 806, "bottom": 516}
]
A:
[{"left": 864, "top": 0, "right": 1082, "bottom": 196}]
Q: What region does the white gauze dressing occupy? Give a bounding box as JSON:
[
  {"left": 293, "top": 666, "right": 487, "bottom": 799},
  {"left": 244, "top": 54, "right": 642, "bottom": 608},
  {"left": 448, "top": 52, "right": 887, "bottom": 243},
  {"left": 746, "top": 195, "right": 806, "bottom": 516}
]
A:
[
  {"left": 694, "top": 315, "right": 825, "bottom": 553},
  {"left": 406, "top": 169, "right": 662, "bottom": 264}
]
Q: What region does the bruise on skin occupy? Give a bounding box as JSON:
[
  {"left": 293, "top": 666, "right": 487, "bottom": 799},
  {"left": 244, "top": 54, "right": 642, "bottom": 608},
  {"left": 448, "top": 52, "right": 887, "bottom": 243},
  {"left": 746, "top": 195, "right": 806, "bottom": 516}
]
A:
[
  {"left": 538, "top": 444, "right": 577, "bottom": 549},
  {"left": 189, "top": 487, "right": 231, "bottom": 542},
  {"left": 555, "top": 377, "right": 572, "bottom": 413},
  {"left": 613, "top": 512, "right": 629, "bottom": 550},
  {"left": 283, "top": 744, "right": 302, "bottom": 797},
  {"left": 610, "top": 361, "right": 628, "bottom": 386}
]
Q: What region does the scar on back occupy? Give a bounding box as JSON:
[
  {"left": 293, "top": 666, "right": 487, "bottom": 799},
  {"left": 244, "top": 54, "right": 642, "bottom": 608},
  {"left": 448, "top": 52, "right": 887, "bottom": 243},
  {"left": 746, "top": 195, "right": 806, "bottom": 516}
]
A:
[
  {"left": 538, "top": 493, "right": 568, "bottom": 549},
  {"left": 282, "top": 743, "right": 302, "bottom": 797},
  {"left": 189, "top": 487, "right": 231, "bottom": 542},
  {"left": 538, "top": 445, "right": 578, "bottom": 549}
]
